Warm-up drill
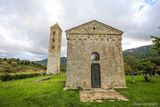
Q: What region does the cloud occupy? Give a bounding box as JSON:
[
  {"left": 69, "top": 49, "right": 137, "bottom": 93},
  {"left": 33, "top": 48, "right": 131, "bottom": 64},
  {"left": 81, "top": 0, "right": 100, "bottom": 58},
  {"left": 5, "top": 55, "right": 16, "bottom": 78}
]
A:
[{"left": 0, "top": 0, "right": 160, "bottom": 60}]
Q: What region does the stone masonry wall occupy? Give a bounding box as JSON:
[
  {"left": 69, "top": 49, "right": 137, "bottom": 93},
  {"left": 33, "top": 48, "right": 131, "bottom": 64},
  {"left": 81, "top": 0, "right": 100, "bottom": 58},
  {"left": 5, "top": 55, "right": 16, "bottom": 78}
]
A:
[
  {"left": 66, "top": 34, "right": 126, "bottom": 89},
  {"left": 47, "top": 24, "right": 62, "bottom": 74}
]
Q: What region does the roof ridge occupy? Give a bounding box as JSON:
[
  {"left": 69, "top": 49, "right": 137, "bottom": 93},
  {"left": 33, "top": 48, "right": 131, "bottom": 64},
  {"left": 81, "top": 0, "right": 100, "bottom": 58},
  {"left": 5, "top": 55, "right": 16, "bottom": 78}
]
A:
[{"left": 65, "top": 20, "right": 123, "bottom": 34}]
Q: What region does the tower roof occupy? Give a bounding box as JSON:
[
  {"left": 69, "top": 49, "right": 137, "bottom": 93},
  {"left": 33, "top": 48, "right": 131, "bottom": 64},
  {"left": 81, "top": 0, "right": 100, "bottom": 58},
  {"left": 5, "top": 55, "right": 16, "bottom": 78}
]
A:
[{"left": 51, "top": 23, "right": 62, "bottom": 32}]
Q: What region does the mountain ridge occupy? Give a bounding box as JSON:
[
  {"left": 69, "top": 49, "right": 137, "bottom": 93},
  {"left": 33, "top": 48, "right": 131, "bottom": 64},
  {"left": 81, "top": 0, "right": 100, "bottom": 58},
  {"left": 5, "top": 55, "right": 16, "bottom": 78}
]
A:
[
  {"left": 123, "top": 45, "right": 158, "bottom": 59},
  {"left": 35, "top": 57, "right": 66, "bottom": 70}
]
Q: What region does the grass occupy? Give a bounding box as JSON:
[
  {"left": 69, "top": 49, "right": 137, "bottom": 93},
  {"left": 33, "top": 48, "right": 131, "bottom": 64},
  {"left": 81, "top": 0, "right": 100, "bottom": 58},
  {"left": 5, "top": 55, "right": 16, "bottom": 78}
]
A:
[{"left": 0, "top": 74, "right": 160, "bottom": 107}]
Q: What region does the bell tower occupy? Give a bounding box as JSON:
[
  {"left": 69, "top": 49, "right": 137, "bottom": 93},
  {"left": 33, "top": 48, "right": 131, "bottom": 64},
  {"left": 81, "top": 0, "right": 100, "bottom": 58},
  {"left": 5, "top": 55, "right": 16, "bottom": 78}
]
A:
[{"left": 47, "top": 23, "right": 62, "bottom": 74}]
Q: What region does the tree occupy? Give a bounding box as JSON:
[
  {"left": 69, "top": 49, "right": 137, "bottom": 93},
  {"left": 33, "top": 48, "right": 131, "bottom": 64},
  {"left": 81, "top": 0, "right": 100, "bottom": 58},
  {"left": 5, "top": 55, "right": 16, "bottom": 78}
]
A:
[
  {"left": 155, "top": 66, "right": 160, "bottom": 75},
  {"left": 151, "top": 36, "right": 160, "bottom": 56},
  {"left": 138, "top": 60, "right": 156, "bottom": 81},
  {"left": 124, "top": 63, "right": 133, "bottom": 75},
  {"left": 124, "top": 56, "right": 139, "bottom": 72}
]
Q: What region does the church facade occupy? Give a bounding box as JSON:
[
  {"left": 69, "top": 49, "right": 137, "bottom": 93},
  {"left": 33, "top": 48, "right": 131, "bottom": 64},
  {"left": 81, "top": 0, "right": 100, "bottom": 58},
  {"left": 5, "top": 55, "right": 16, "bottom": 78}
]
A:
[{"left": 65, "top": 20, "right": 126, "bottom": 89}]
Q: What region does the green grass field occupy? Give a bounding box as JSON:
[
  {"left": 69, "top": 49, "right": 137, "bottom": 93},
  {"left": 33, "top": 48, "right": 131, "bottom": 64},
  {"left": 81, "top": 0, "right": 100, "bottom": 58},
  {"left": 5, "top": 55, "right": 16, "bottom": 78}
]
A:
[{"left": 0, "top": 74, "right": 160, "bottom": 107}]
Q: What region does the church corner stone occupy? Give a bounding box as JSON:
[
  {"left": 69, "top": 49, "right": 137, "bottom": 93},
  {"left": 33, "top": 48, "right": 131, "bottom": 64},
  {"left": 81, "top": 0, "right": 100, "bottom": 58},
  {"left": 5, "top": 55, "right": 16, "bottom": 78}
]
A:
[
  {"left": 46, "top": 23, "right": 62, "bottom": 75},
  {"left": 65, "top": 20, "right": 126, "bottom": 89}
]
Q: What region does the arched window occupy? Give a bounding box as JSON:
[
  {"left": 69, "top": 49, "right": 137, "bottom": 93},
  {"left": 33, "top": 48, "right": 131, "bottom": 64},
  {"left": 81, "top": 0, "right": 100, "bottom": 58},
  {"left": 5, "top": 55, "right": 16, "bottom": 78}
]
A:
[{"left": 91, "top": 52, "right": 100, "bottom": 61}]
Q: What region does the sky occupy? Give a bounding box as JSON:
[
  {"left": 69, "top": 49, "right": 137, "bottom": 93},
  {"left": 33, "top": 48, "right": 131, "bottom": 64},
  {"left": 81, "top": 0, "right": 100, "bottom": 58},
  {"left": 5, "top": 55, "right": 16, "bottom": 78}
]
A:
[{"left": 0, "top": 0, "right": 160, "bottom": 61}]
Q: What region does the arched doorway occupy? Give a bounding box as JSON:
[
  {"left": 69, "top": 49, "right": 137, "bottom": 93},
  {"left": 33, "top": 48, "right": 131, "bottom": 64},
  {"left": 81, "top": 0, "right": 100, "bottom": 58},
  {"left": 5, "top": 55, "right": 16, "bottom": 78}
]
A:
[{"left": 91, "top": 63, "right": 101, "bottom": 88}]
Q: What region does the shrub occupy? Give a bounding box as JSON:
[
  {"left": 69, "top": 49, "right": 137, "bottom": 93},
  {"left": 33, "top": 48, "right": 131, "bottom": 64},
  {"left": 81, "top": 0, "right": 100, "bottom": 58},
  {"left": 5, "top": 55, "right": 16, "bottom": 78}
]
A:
[
  {"left": 11, "top": 61, "right": 18, "bottom": 67},
  {"left": 0, "top": 72, "right": 45, "bottom": 81},
  {"left": 0, "top": 74, "right": 12, "bottom": 81}
]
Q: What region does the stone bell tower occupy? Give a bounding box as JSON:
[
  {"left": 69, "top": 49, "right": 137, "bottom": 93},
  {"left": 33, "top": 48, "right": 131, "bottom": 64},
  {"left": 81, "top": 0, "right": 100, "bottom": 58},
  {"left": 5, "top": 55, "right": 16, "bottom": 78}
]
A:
[{"left": 47, "top": 23, "right": 62, "bottom": 74}]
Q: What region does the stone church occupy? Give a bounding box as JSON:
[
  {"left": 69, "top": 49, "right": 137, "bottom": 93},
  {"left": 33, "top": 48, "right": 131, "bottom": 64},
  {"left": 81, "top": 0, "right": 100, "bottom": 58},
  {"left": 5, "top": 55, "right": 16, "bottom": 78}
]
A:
[{"left": 65, "top": 20, "right": 126, "bottom": 89}]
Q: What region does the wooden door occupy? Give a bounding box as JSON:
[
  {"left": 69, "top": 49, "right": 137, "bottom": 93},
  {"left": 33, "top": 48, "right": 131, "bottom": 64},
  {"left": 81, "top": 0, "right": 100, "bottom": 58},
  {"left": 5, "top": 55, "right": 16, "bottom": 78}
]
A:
[{"left": 91, "top": 63, "right": 101, "bottom": 88}]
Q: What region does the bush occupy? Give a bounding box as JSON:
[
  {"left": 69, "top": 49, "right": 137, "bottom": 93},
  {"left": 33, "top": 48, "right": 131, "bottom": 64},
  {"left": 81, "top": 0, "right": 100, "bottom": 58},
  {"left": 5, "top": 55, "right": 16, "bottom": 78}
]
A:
[
  {"left": 0, "top": 74, "right": 11, "bottom": 81},
  {"left": 11, "top": 61, "right": 18, "bottom": 67},
  {"left": 0, "top": 72, "right": 45, "bottom": 81}
]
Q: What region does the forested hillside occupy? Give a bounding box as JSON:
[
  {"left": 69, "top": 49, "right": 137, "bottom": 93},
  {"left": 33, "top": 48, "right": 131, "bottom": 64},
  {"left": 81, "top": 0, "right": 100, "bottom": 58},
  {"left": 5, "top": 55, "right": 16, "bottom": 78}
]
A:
[
  {"left": 123, "top": 45, "right": 158, "bottom": 59},
  {"left": 123, "top": 45, "right": 160, "bottom": 75},
  {"left": 0, "top": 58, "right": 46, "bottom": 75}
]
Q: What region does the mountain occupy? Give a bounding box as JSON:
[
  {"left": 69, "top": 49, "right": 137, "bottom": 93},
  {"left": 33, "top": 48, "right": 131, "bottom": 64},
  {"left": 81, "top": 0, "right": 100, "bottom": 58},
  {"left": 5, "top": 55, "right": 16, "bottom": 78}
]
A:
[
  {"left": 35, "top": 57, "right": 67, "bottom": 70},
  {"left": 123, "top": 45, "right": 158, "bottom": 59},
  {"left": 35, "top": 59, "right": 47, "bottom": 65},
  {"left": 60, "top": 57, "right": 67, "bottom": 70}
]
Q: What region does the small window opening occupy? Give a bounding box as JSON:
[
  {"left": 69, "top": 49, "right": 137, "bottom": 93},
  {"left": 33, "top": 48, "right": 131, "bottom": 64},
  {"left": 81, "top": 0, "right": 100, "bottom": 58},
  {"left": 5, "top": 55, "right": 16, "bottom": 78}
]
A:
[
  {"left": 51, "top": 46, "right": 55, "bottom": 49},
  {"left": 53, "top": 32, "right": 55, "bottom": 35},
  {"left": 91, "top": 52, "right": 100, "bottom": 60},
  {"left": 52, "top": 38, "right": 55, "bottom": 42}
]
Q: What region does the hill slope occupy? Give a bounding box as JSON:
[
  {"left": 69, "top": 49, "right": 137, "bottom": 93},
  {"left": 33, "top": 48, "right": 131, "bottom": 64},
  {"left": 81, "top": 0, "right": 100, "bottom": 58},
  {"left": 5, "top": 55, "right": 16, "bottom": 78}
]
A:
[
  {"left": 123, "top": 45, "right": 158, "bottom": 59},
  {"left": 0, "top": 58, "right": 46, "bottom": 74}
]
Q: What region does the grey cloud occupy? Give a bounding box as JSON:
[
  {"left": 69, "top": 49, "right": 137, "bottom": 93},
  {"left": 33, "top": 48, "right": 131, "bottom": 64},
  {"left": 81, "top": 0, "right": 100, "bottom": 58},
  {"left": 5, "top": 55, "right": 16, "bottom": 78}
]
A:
[
  {"left": 0, "top": 0, "right": 160, "bottom": 60},
  {"left": 0, "top": 0, "right": 50, "bottom": 56}
]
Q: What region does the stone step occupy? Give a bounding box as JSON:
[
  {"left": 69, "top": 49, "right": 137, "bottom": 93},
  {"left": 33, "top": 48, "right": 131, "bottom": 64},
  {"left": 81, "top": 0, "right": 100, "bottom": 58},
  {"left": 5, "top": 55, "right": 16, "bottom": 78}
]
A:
[{"left": 80, "top": 89, "right": 128, "bottom": 102}]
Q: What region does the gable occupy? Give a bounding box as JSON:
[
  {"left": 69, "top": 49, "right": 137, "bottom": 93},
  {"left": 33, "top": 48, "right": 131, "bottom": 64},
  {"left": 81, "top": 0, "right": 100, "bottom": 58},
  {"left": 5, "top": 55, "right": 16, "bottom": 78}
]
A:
[{"left": 65, "top": 20, "right": 123, "bottom": 35}]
